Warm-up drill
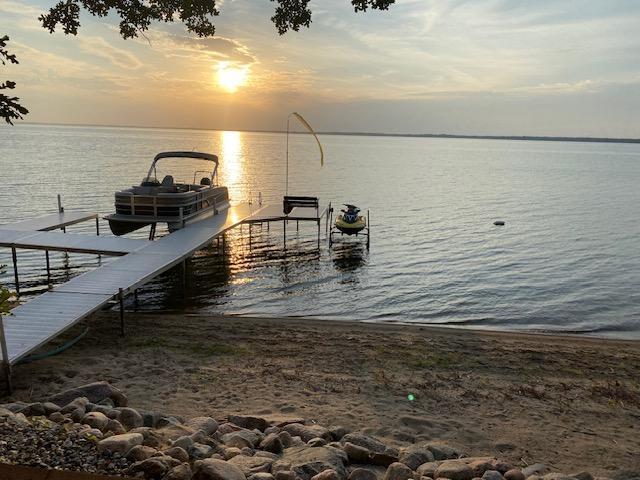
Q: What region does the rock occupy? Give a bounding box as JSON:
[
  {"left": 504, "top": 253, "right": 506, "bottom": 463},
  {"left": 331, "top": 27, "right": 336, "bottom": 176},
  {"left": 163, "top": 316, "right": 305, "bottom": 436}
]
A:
[
  {"left": 127, "top": 444, "right": 158, "bottom": 462},
  {"left": 82, "top": 427, "right": 104, "bottom": 440},
  {"left": 118, "top": 407, "right": 144, "bottom": 430},
  {"left": 344, "top": 442, "right": 371, "bottom": 463},
  {"left": 425, "top": 444, "right": 459, "bottom": 461},
  {"left": 311, "top": 469, "right": 341, "bottom": 480},
  {"left": 482, "top": 472, "right": 505, "bottom": 480},
  {"left": 229, "top": 415, "right": 269, "bottom": 432},
  {"left": 416, "top": 462, "right": 440, "bottom": 478},
  {"left": 434, "top": 461, "right": 474, "bottom": 480},
  {"left": 228, "top": 454, "right": 275, "bottom": 476},
  {"left": 256, "top": 452, "right": 279, "bottom": 460},
  {"left": 70, "top": 407, "right": 86, "bottom": 423},
  {"left": 383, "top": 462, "right": 415, "bottom": 480},
  {"left": 129, "top": 457, "right": 169, "bottom": 479},
  {"left": 218, "top": 423, "right": 242, "bottom": 435},
  {"left": 22, "top": 402, "right": 46, "bottom": 416},
  {"left": 260, "top": 433, "right": 284, "bottom": 454},
  {"left": 277, "top": 431, "right": 293, "bottom": 448},
  {"left": 106, "top": 419, "right": 126, "bottom": 435},
  {"left": 190, "top": 443, "right": 215, "bottom": 460},
  {"left": 193, "top": 458, "right": 247, "bottom": 480},
  {"left": 60, "top": 397, "right": 90, "bottom": 415},
  {"left": 521, "top": 466, "right": 545, "bottom": 477},
  {"left": 329, "top": 426, "right": 350, "bottom": 441},
  {"left": 370, "top": 450, "right": 400, "bottom": 468},
  {"left": 49, "top": 412, "right": 65, "bottom": 423},
  {"left": 491, "top": 462, "right": 515, "bottom": 475},
  {"left": 541, "top": 475, "right": 574, "bottom": 480},
  {"left": 174, "top": 435, "right": 196, "bottom": 452},
  {"left": 264, "top": 415, "right": 306, "bottom": 428},
  {"left": 308, "top": 437, "right": 328, "bottom": 447},
  {"left": 571, "top": 474, "right": 593, "bottom": 480},
  {"left": 468, "top": 460, "right": 494, "bottom": 478},
  {"left": 224, "top": 447, "right": 243, "bottom": 460},
  {"left": 283, "top": 424, "right": 332, "bottom": 443},
  {"left": 41, "top": 401, "right": 61, "bottom": 415},
  {"left": 82, "top": 411, "right": 109, "bottom": 431},
  {"left": 97, "top": 432, "right": 144, "bottom": 455},
  {"left": 249, "top": 474, "right": 275, "bottom": 480},
  {"left": 265, "top": 427, "right": 280, "bottom": 435},
  {"left": 400, "top": 446, "right": 435, "bottom": 471},
  {"left": 48, "top": 382, "right": 127, "bottom": 407},
  {"left": 341, "top": 434, "right": 389, "bottom": 454},
  {"left": 223, "top": 430, "right": 261, "bottom": 449},
  {"left": 504, "top": 470, "right": 525, "bottom": 480},
  {"left": 349, "top": 469, "right": 379, "bottom": 480},
  {"left": 165, "top": 446, "right": 191, "bottom": 463},
  {"left": 273, "top": 445, "right": 349, "bottom": 480},
  {"left": 165, "top": 463, "right": 194, "bottom": 480},
  {"left": 186, "top": 417, "right": 220, "bottom": 435}
]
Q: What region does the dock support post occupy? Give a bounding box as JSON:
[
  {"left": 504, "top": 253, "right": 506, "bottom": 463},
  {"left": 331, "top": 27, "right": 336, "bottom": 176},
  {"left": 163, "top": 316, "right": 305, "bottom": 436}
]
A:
[
  {"left": 368, "top": 210, "right": 371, "bottom": 248},
  {"left": 11, "top": 247, "right": 19, "bottom": 297},
  {"left": 0, "top": 315, "right": 13, "bottom": 395},
  {"left": 249, "top": 223, "right": 252, "bottom": 247},
  {"left": 297, "top": 221, "right": 299, "bottom": 232},
  {"left": 283, "top": 220, "right": 287, "bottom": 251},
  {"left": 149, "top": 223, "right": 157, "bottom": 241},
  {"left": 95, "top": 217, "right": 100, "bottom": 236},
  {"left": 57, "top": 195, "right": 66, "bottom": 233},
  {"left": 317, "top": 220, "right": 320, "bottom": 249},
  {"left": 118, "top": 288, "right": 125, "bottom": 337},
  {"left": 45, "top": 250, "right": 51, "bottom": 283}
]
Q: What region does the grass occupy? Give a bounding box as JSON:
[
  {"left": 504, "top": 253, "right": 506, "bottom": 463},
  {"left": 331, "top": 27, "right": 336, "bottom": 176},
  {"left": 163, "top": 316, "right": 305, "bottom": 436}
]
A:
[
  {"left": 127, "top": 337, "right": 247, "bottom": 357},
  {"left": 591, "top": 380, "right": 640, "bottom": 407}
]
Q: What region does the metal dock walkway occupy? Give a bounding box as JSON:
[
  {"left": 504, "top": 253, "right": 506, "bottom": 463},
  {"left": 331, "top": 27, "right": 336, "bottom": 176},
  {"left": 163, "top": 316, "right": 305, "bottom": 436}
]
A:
[{"left": 0, "top": 204, "right": 252, "bottom": 390}]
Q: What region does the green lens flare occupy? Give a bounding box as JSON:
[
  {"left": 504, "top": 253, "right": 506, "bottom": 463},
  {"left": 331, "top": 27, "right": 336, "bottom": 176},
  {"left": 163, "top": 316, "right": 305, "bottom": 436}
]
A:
[{"left": 407, "top": 393, "right": 415, "bottom": 401}]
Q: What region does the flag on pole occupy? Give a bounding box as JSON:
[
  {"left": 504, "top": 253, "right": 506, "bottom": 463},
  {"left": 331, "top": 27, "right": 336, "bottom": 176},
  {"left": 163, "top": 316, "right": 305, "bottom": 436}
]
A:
[{"left": 291, "top": 112, "right": 324, "bottom": 167}]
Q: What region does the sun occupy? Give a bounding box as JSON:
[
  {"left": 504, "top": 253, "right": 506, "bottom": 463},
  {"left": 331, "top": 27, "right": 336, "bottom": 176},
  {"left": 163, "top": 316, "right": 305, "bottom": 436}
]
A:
[{"left": 217, "top": 63, "right": 248, "bottom": 92}]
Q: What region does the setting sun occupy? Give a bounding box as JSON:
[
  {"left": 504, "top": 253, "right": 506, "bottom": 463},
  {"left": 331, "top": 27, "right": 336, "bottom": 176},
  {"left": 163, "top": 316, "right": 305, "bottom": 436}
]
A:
[{"left": 217, "top": 62, "right": 248, "bottom": 92}]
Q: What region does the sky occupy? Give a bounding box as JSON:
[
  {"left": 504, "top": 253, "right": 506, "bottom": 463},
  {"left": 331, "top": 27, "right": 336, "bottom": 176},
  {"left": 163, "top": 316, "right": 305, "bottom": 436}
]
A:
[{"left": 1, "top": 0, "right": 640, "bottom": 137}]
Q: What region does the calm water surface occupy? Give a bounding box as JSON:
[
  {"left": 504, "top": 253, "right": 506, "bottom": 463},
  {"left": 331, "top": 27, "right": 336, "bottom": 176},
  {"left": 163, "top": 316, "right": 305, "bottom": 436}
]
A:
[{"left": 1, "top": 124, "right": 639, "bottom": 338}]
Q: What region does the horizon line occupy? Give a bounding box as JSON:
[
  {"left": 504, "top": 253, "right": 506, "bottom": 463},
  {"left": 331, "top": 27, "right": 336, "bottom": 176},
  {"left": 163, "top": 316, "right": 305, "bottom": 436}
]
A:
[{"left": 14, "top": 121, "right": 640, "bottom": 145}]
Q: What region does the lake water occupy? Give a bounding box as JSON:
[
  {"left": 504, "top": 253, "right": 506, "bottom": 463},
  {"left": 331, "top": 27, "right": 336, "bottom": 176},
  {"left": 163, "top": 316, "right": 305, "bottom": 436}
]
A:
[{"left": 1, "top": 124, "right": 639, "bottom": 338}]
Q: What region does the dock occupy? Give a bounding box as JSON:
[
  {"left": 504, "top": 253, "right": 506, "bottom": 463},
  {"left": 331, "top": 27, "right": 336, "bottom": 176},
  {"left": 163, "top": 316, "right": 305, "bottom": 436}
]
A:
[{"left": 0, "top": 199, "right": 329, "bottom": 392}]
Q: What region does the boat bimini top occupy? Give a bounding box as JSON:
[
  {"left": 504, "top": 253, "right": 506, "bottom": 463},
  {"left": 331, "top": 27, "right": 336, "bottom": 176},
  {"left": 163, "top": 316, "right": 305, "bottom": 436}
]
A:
[{"left": 144, "top": 151, "right": 219, "bottom": 187}]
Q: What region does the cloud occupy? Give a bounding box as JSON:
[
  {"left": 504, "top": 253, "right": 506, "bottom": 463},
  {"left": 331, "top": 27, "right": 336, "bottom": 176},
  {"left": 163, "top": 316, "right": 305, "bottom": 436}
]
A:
[{"left": 77, "top": 36, "right": 143, "bottom": 70}]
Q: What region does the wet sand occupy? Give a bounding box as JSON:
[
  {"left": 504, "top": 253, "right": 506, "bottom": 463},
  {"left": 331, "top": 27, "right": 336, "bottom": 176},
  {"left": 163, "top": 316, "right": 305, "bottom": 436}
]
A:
[{"left": 4, "top": 313, "right": 640, "bottom": 476}]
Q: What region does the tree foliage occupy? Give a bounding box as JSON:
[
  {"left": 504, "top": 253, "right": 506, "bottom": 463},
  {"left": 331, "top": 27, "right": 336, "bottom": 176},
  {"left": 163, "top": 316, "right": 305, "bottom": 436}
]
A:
[
  {"left": 40, "top": 0, "right": 395, "bottom": 38},
  {"left": 0, "top": 35, "right": 29, "bottom": 125}
]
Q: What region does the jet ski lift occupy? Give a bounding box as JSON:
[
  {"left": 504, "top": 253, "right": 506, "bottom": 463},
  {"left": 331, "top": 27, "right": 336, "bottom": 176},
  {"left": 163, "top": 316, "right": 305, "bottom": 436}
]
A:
[{"left": 329, "top": 203, "right": 370, "bottom": 249}]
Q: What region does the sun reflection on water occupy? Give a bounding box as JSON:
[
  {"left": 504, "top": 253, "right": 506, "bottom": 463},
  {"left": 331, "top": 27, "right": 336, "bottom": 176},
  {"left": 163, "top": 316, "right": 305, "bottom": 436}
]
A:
[{"left": 220, "top": 131, "right": 244, "bottom": 195}]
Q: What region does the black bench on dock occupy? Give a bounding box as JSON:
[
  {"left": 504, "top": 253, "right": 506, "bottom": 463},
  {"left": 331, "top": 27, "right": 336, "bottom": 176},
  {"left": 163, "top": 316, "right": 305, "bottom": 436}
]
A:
[{"left": 283, "top": 196, "right": 319, "bottom": 215}]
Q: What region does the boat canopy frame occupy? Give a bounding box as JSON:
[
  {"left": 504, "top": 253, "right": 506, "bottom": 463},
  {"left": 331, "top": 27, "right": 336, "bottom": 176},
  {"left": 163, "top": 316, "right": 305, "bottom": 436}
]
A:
[{"left": 145, "top": 151, "right": 219, "bottom": 186}]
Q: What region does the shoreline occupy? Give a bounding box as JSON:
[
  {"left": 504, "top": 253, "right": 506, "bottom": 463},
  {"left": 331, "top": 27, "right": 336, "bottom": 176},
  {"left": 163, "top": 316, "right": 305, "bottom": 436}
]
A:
[{"left": 4, "top": 311, "right": 640, "bottom": 476}]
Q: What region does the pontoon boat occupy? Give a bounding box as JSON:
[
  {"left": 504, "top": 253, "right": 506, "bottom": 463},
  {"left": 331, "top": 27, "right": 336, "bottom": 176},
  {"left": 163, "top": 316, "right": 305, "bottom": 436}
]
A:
[{"left": 105, "top": 151, "right": 230, "bottom": 236}]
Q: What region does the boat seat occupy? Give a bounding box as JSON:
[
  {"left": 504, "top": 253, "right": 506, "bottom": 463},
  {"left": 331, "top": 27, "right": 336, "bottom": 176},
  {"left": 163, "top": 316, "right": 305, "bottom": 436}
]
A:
[{"left": 161, "top": 175, "right": 174, "bottom": 186}]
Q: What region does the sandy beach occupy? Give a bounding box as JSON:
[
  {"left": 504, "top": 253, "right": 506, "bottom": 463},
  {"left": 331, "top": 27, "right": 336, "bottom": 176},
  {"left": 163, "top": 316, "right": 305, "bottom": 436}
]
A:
[{"left": 4, "top": 313, "right": 640, "bottom": 477}]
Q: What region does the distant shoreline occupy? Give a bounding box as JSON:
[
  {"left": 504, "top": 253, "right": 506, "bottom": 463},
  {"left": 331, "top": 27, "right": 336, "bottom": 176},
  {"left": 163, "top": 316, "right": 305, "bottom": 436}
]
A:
[{"left": 17, "top": 121, "right": 640, "bottom": 145}]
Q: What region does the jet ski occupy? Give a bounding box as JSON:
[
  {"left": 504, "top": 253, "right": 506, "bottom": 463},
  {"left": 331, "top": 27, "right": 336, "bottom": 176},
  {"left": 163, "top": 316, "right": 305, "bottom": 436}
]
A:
[{"left": 335, "top": 204, "right": 366, "bottom": 235}]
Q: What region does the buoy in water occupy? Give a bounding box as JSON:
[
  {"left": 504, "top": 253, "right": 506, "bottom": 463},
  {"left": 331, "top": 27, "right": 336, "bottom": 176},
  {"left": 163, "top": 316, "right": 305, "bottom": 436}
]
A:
[{"left": 494, "top": 220, "right": 505, "bottom": 226}]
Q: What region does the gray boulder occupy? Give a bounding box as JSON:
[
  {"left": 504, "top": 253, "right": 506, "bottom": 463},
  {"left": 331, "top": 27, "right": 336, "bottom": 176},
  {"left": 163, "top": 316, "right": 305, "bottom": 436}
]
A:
[
  {"left": 223, "top": 429, "right": 261, "bottom": 449},
  {"left": 273, "top": 446, "right": 349, "bottom": 480},
  {"left": 341, "top": 434, "right": 389, "bottom": 455},
  {"left": 260, "top": 433, "right": 284, "bottom": 454},
  {"left": 97, "top": 432, "right": 144, "bottom": 455},
  {"left": 434, "top": 460, "right": 474, "bottom": 480},
  {"left": 193, "top": 458, "right": 247, "bottom": 480},
  {"left": 228, "top": 454, "right": 275, "bottom": 476},
  {"left": 482, "top": 471, "right": 505, "bottom": 480},
  {"left": 165, "top": 463, "right": 193, "bottom": 480},
  {"left": 382, "top": 463, "right": 414, "bottom": 480},
  {"left": 82, "top": 411, "right": 109, "bottom": 431},
  {"left": 229, "top": 415, "right": 269, "bottom": 432},
  {"left": 283, "top": 424, "right": 332, "bottom": 443},
  {"left": 186, "top": 416, "right": 219, "bottom": 435},
  {"left": 48, "top": 382, "right": 127, "bottom": 407},
  {"left": 348, "top": 468, "right": 378, "bottom": 480},
  {"left": 118, "top": 407, "right": 144, "bottom": 430},
  {"left": 399, "top": 445, "right": 435, "bottom": 471}
]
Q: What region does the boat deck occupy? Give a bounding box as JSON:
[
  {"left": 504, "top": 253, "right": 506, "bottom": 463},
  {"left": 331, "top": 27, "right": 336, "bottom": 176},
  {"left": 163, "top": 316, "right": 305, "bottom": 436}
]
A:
[{"left": 0, "top": 204, "right": 252, "bottom": 372}]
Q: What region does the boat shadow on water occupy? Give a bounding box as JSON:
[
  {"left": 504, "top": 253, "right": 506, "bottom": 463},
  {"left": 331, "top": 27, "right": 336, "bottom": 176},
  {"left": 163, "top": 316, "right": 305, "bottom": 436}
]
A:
[{"left": 331, "top": 242, "right": 368, "bottom": 276}]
